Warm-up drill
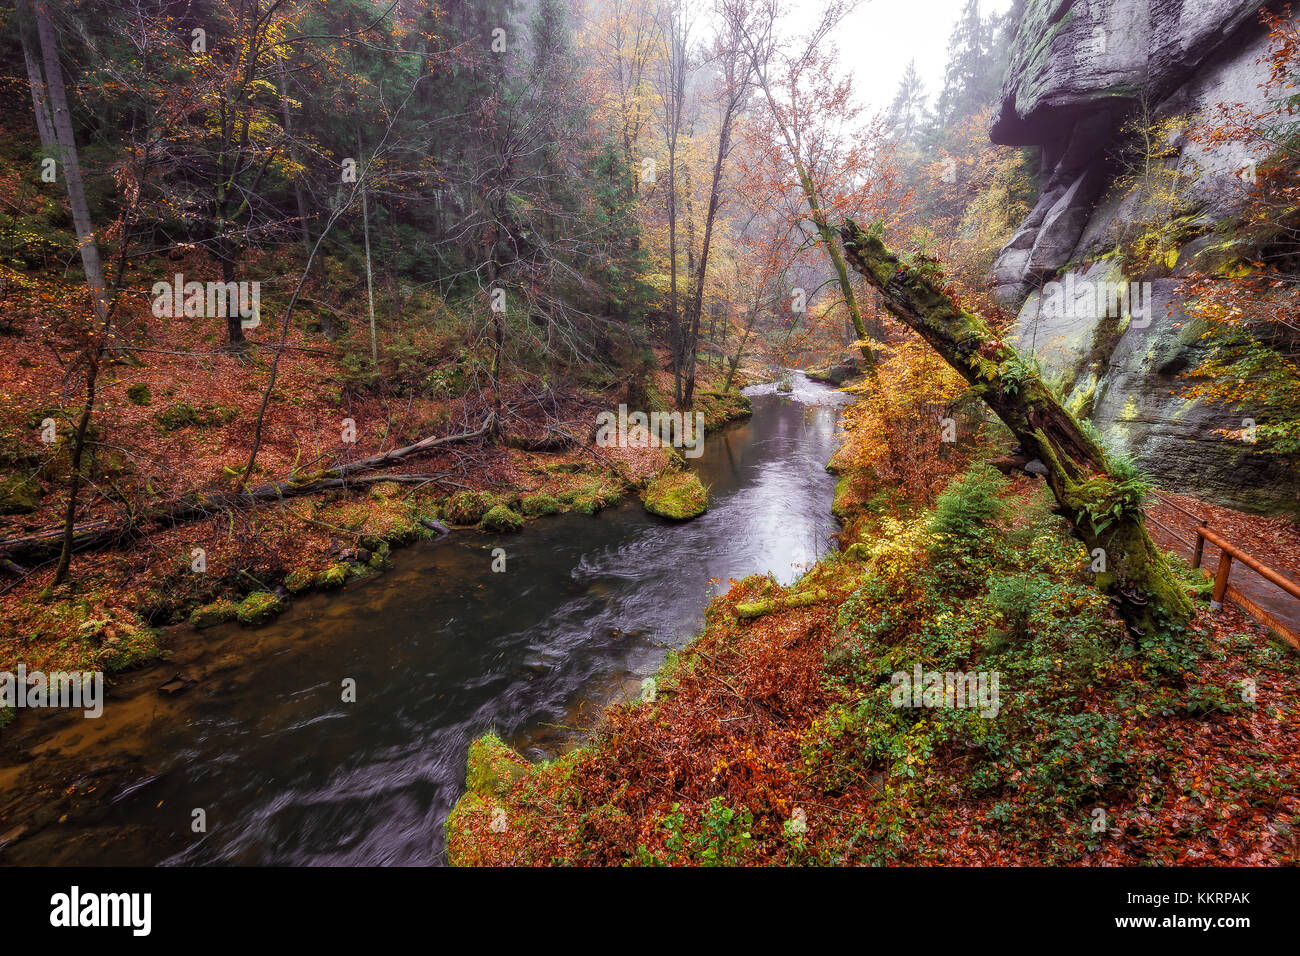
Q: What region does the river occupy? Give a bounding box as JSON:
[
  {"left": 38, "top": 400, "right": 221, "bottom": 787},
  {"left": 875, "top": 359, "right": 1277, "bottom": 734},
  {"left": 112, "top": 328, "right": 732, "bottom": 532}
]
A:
[{"left": 0, "top": 373, "right": 848, "bottom": 865}]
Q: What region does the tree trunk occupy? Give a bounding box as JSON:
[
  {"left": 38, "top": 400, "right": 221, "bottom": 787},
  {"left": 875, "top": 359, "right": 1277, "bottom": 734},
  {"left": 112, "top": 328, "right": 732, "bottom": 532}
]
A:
[
  {"left": 34, "top": 0, "right": 107, "bottom": 326},
  {"left": 51, "top": 349, "right": 100, "bottom": 588},
  {"left": 839, "top": 220, "right": 1192, "bottom": 639},
  {"left": 16, "top": 0, "right": 56, "bottom": 151},
  {"left": 221, "top": 254, "right": 245, "bottom": 346},
  {"left": 683, "top": 116, "right": 733, "bottom": 407},
  {"left": 5, "top": 417, "right": 494, "bottom": 566}
]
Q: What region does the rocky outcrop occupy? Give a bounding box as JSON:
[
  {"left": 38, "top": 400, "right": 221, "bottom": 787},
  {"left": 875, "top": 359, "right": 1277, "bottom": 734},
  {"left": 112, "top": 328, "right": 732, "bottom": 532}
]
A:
[{"left": 988, "top": 0, "right": 1297, "bottom": 513}]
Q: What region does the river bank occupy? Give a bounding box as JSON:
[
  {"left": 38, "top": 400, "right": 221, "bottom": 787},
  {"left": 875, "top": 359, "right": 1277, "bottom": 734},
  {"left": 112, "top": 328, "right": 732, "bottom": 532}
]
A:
[
  {"left": 445, "top": 457, "right": 1300, "bottom": 865},
  {"left": 0, "top": 355, "right": 754, "bottom": 700},
  {"left": 0, "top": 374, "right": 845, "bottom": 864}
]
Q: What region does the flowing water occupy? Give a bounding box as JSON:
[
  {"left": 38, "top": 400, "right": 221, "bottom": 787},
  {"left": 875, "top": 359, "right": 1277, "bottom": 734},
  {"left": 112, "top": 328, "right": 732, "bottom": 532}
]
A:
[{"left": 0, "top": 373, "right": 848, "bottom": 865}]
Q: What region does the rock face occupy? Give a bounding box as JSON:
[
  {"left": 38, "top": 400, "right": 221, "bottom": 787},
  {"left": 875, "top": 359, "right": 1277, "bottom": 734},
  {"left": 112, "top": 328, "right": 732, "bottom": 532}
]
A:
[{"left": 989, "top": 0, "right": 1297, "bottom": 513}]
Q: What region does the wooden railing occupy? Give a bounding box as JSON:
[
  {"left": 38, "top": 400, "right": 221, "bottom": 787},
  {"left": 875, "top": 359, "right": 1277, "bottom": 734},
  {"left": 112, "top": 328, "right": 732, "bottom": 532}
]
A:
[{"left": 1146, "top": 492, "right": 1300, "bottom": 650}]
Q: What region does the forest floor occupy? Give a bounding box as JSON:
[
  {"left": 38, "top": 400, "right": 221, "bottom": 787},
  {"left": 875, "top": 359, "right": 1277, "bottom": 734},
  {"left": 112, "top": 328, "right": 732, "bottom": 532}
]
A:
[
  {"left": 445, "top": 471, "right": 1300, "bottom": 866},
  {"left": 0, "top": 297, "right": 754, "bottom": 687}
]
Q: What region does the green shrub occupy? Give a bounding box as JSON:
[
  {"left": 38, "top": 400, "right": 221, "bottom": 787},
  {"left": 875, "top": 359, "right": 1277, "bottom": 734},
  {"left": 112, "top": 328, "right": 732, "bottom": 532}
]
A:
[{"left": 928, "top": 463, "right": 1007, "bottom": 541}]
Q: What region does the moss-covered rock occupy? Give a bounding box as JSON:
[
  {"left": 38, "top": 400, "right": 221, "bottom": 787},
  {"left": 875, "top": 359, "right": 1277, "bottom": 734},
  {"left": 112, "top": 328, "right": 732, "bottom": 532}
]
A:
[
  {"left": 154, "top": 402, "right": 235, "bottom": 432},
  {"left": 235, "top": 591, "right": 284, "bottom": 626},
  {"left": 0, "top": 473, "right": 41, "bottom": 514},
  {"left": 189, "top": 598, "right": 239, "bottom": 629},
  {"left": 315, "top": 563, "right": 349, "bottom": 589},
  {"left": 520, "top": 493, "right": 561, "bottom": 516},
  {"left": 642, "top": 471, "right": 707, "bottom": 520},
  {"left": 480, "top": 504, "right": 524, "bottom": 532},
  {"left": 557, "top": 474, "right": 624, "bottom": 514},
  {"left": 445, "top": 490, "right": 499, "bottom": 525},
  {"left": 465, "top": 733, "right": 531, "bottom": 797}
]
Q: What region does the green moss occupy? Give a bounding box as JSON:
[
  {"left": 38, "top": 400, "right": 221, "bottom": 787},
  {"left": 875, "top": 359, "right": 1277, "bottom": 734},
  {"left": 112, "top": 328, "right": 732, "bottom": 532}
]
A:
[
  {"left": 445, "top": 490, "right": 500, "bottom": 525},
  {"left": 480, "top": 504, "right": 524, "bottom": 532},
  {"left": 520, "top": 493, "right": 561, "bottom": 516},
  {"left": 235, "top": 591, "right": 284, "bottom": 626},
  {"left": 189, "top": 598, "right": 239, "bottom": 629},
  {"left": 642, "top": 471, "right": 707, "bottom": 520},
  {"left": 832, "top": 475, "right": 853, "bottom": 521},
  {"left": 465, "top": 733, "right": 531, "bottom": 796},
  {"left": 0, "top": 473, "right": 41, "bottom": 514},
  {"left": 695, "top": 389, "right": 753, "bottom": 430},
  {"left": 154, "top": 402, "right": 236, "bottom": 432},
  {"left": 284, "top": 568, "right": 315, "bottom": 593},
  {"left": 125, "top": 383, "right": 152, "bottom": 406},
  {"left": 557, "top": 474, "right": 624, "bottom": 513},
  {"left": 315, "top": 563, "right": 349, "bottom": 588}
]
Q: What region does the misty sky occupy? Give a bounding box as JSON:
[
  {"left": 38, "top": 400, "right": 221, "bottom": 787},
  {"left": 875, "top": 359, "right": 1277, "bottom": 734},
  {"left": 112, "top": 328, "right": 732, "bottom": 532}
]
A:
[{"left": 785, "top": 0, "right": 1015, "bottom": 115}]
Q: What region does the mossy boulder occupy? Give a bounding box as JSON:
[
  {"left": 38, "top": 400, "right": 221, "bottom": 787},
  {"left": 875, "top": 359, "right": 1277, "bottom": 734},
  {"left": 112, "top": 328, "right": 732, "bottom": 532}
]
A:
[
  {"left": 557, "top": 474, "right": 624, "bottom": 514},
  {"left": 480, "top": 505, "right": 524, "bottom": 532},
  {"left": 642, "top": 471, "right": 707, "bottom": 520},
  {"left": 465, "top": 733, "right": 531, "bottom": 797},
  {"left": 0, "top": 473, "right": 41, "bottom": 514},
  {"left": 315, "top": 563, "right": 350, "bottom": 589},
  {"left": 154, "top": 402, "right": 235, "bottom": 432},
  {"left": 189, "top": 598, "right": 238, "bottom": 629},
  {"left": 520, "top": 493, "right": 561, "bottom": 516},
  {"left": 445, "top": 490, "right": 500, "bottom": 525},
  {"left": 235, "top": 591, "right": 284, "bottom": 626}
]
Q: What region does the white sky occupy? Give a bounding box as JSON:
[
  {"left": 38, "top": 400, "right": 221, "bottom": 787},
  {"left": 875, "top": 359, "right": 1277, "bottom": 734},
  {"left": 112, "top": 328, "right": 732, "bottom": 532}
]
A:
[{"left": 783, "top": 0, "right": 1015, "bottom": 115}]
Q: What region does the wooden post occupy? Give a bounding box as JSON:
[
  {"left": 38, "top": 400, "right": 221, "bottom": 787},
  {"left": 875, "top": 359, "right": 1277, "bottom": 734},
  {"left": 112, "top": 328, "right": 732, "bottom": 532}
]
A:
[
  {"left": 1212, "top": 552, "right": 1233, "bottom": 609},
  {"left": 1192, "top": 524, "right": 1206, "bottom": 569}
]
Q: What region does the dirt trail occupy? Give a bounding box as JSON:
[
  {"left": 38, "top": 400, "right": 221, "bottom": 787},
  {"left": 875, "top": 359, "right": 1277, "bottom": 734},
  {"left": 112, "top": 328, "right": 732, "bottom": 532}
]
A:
[{"left": 1147, "top": 491, "right": 1300, "bottom": 644}]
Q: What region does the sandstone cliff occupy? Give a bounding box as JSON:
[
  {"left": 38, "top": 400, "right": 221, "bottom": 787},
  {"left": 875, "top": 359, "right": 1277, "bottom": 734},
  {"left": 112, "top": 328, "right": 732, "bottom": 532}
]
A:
[{"left": 989, "top": 0, "right": 1296, "bottom": 512}]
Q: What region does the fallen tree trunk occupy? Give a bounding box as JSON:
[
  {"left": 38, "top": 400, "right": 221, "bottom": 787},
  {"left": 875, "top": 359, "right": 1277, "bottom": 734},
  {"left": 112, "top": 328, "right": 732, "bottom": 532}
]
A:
[
  {"left": 839, "top": 220, "right": 1192, "bottom": 638},
  {"left": 0, "top": 415, "right": 493, "bottom": 565},
  {"left": 735, "top": 588, "right": 831, "bottom": 621}
]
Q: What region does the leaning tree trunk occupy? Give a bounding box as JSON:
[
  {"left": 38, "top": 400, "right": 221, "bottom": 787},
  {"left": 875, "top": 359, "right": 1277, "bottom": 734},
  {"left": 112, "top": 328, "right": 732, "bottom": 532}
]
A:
[{"left": 839, "top": 220, "right": 1192, "bottom": 639}]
